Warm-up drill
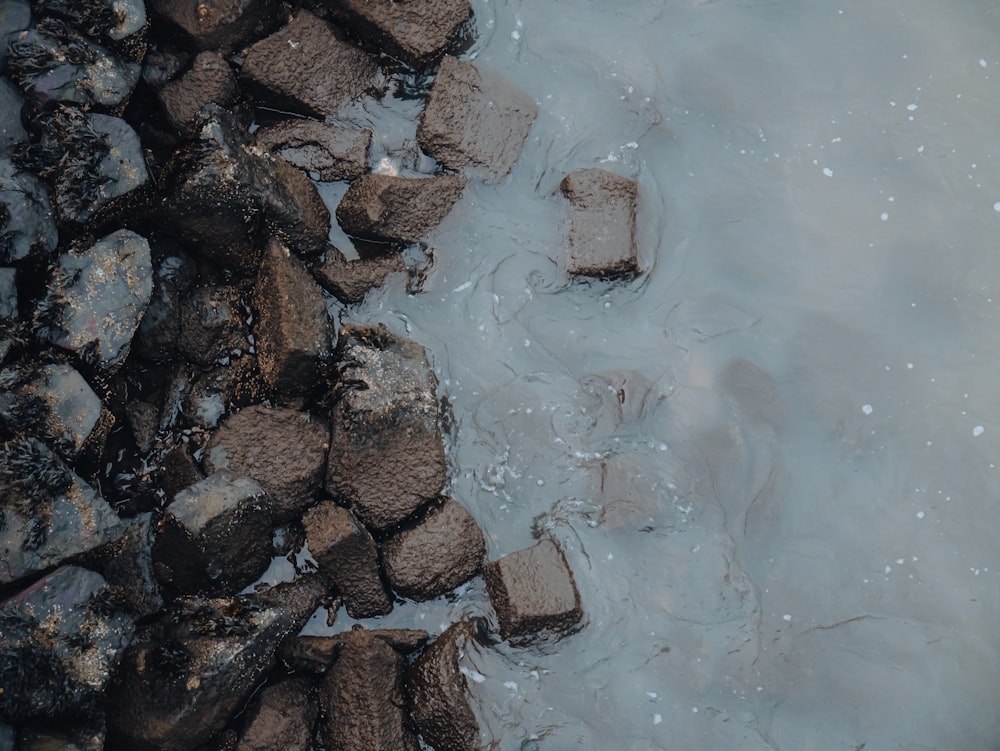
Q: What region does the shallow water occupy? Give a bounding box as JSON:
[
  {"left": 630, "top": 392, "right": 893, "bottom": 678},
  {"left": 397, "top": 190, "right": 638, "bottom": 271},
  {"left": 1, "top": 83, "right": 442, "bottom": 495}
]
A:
[{"left": 312, "top": 1, "right": 1000, "bottom": 748}]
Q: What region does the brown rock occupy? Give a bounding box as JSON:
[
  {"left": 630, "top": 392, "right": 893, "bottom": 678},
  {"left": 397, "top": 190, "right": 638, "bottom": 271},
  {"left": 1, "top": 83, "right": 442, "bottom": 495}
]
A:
[
  {"left": 383, "top": 498, "right": 485, "bottom": 601},
  {"left": 240, "top": 10, "right": 383, "bottom": 118},
  {"left": 418, "top": 56, "right": 537, "bottom": 182},
  {"left": 178, "top": 285, "right": 249, "bottom": 368},
  {"left": 312, "top": 246, "right": 404, "bottom": 304},
  {"left": 484, "top": 539, "right": 583, "bottom": 642},
  {"left": 283, "top": 629, "right": 428, "bottom": 673},
  {"left": 559, "top": 168, "right": 639, "bottom": 278},
  {"left": 262, "top": 157, "right": 332, "bottom": 257},
  {"left": 237, "top": 677, "right": 318, "bottom": 751},
  {"left": 302, "top": 501, "right": 391, "bottom": 619},
  {"left": 256, "top": 120, "right": 371, "bottom": 182},
  {"left": 148, "top": 0, "right": 283, "bottom": 55},
  {"left": 159, "top": 51, "right": 236, "bottom": 134},
  {"left": 336, "top": 172, "right": 467, "bottom": 245}
]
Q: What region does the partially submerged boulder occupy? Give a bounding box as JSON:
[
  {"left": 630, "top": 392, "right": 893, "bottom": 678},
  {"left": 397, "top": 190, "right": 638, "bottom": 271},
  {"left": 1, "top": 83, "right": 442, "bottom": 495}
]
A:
[
  {"left": 312, "top": 246, "right": 404, "bottom": 305},
  {"left": 255, "top": 120, "right": 371, "bottom": 182},
  {"left": 559, "top": 168, "right": 639, "bottom": 279}
]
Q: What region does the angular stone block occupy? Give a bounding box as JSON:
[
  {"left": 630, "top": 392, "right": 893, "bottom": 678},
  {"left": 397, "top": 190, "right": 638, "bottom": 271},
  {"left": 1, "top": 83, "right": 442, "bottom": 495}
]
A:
[
  {"left": 418, "top": 56, "right": 537, "bottom": 182},
  {"left": 178, "top": 285, "right": 250, "bottom": 368},
  {"left": 312, "top": 246, "right": 404, "bottom": 304},
  {"left": 237, "top": 676, "right": 318, "bottom": 751},
  {"left": 256, "top": 120, "right": 371, "bottom": 182},
  {"left": 559, "top": 168, "right": 639, "bottom": 279},
  {"left": 148, "top": 0, "right": 282, "bottom": 54},
  {"left": 159, "top": 51, "right": 237, "bottom": 134}
]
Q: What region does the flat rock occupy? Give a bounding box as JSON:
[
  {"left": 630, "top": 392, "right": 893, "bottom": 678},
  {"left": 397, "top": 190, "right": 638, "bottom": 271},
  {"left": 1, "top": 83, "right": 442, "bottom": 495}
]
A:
[
  {"left": 382, "top": 497, "right": 485, "bottom": 601},
  {"left": 159, "top": 51, "right": 237, "bottom": 134},
  {"left": 559, "top": 168, "right": 639, "bottom": 279},
  {"left": 483, "top": 538, "right": 583, "bottom": 642},
  {"left": 204, "top": 404, "right": 329, "bottom": 521},
  {"left": 237, "top": 677, "right": 318, "bottom": 751},
  {"left": 418, "top": 56, "right": 537, "bottom": 182},
  {"left": 336, "top": 172, "right": 467, "bottom": 246},
  {"left": 327, "top": 0, "right": 473, "bottom": 68},
  {"left": 313, "top": 246, "right": 404, "bottom": 304},
  {"left": 326, "top": 325, "right": 446, "bottom": 532},
  {"left": 302, "top": 500, "right": 391, "bottom": 619},
  {"left": 178, "top": 285, "right": 250, "bottom": 368},
  {"left": 241, "top": 10, "right": 382, "bottom": 119},
  {"left": 0, "top": 158, "right": 57, "bottom": 263},
  {"left": 256, "top": 120, "right": 371, "bottom": 182},
  {"left": 148, "top": 0, "right": 282, "bottom": 55}
]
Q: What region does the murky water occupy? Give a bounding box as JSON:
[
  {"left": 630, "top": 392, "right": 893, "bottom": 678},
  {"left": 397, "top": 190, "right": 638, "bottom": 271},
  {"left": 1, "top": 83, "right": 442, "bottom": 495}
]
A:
[{"left": 312, "top": 1, "right": 1000, "bottom": 748}]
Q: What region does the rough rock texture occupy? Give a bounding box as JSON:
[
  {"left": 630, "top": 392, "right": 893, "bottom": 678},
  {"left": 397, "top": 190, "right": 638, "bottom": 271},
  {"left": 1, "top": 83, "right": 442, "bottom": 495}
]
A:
[
  {"left": 252, "top": 237, "right": 334, "bottom": 395},
  {"left": 16, "top": 719, "right": 106, "bottom": 751},
  {"left": 0, "top": 80, "right": 25, "bottom": 151},
  {"left": 559, "top": 168, "right": 639, "bottom": 278},
  {"left": 237, "top": 677, "right": 318, "bottom": 751},
  {"left": 0, "top": 0, "right": 31, "bottom": 71},
  {"left": 0, "top": 158, "right": 57, "bottom": 263},
  {"left": 35, "top": 229, "right": 152, "bottom": 369},
  {"left": 283, "top": 629, "right": 427, "bottom": 674},
  {"left": 79, "top": 512, "right": 164, "bottom": 620},
  {"left": 204, "top": 405, "right": 329, "bottom": 521},
  {"left": 336, "top": 173, "right": 467, "bottom": 245},
  {"left": 406, "top": 621, "right": 483, "bottom": 751},
  {"left": 148, "top": 0, "right": 282, "bottom": 55},
  {"left": 302, "top": 501, "right": 391, "bottom": 619},
  {"left": 240, "top": 10, "right": 382, "bottom": 119},
  {"left": 383, "top": 497, "right": 485, "bottom": 601},
  {"left": 263, "top": 157, "right": 333, "bottom": 258},
  {"left": 178, "top": 285, "right": 249, "bottom": 368},
  {"left": 327, "top": 0, "right": 473, "bottom": 68},
  {"left": 135, "top": 252, "right": 197, "bottom": 362},
  {"left": 484, "top": 539, "right": 583, "bottom": 642},
  {"left": 250, "top": 574, "right": 328, "bottom": 627},
  {"left": 313, "top": 246, "right": 404, "bottom": 304},
  {"left": 32, "top": 0, "right": 147, "bottom": 43},
  {"left": 159, "top": 51, "right": 237, "bottom": 134},
  {"left": 153, "top": 471, "right": 273, "bottom": 596},
  {"left": 418, "top": 56, "right": 537, "bottom": 182},
  {"left": 326, "top": 325, "right": 446, "bottom": 532},
  {"left": 0, "top": 566, "right": 135, "bottom": 722},
  {"left": 255, "top": 120, "right": 371, "bottom": 182},
  {"left": 0, "top": 270, "right": 15, "bottom": 318}
]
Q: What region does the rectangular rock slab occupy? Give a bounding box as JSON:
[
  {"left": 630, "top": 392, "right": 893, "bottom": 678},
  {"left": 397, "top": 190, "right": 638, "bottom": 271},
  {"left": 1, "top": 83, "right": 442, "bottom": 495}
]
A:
[{"left": 559, "top": 168, "right": 639, "bottom": 279}]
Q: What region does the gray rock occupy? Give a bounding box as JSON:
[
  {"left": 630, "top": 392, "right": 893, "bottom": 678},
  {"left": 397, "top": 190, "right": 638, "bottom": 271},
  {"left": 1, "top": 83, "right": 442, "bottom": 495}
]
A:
[
  {"left": 418, "top": 56, "right": 537, "bottom": 182},
  {"left": 0, "top": 724, "right": 12, "bottom": 751},
  {"left": 0, "top": 79, "right": 25, "bottom": 152},
  {"left": 148, "top": 0, "right": 282, "bottom": 55},
  {"left": 236, "top": 677, "right": 318, "bottom": 751},
  {"left": 159, "top": 51, "right": 237, "bottom": 134},
  {"left": 0, "top": 269, "right": 14, "bottom": 318},
  {"left": 80, "top": 512, "right": 164, "bottom": 620},
  {"left": 0, "top": 158, "right": 58, "bottom": 263},
  {"left": 0, "top": 1, "right": 31, "bottom": 71},
  {"left": 178, "top": 285, "right": 250, "bottom": 368},
  {"left": 312, "top": 246, "right": 404, "bottom": 304},
  {"left": 256, "top": 120, "right": 371, "bottom": 182},
  {"left": 33, "top": 0, "right": 147, "bottom": 42},
  {"left": 17, "top": 363, "right": 111, "bottom": 460},
  {"left": 135, "top": 253, "right": 197, "bottom": 362},
  {"left": 559, "top": 168, "right": 639, "bottom": 279}
]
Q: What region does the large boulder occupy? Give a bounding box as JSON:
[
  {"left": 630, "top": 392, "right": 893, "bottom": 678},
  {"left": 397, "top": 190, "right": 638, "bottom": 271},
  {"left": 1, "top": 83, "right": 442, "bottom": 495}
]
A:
[
  {"left": 559, "top": 168, "right": 639, "bottom": 279},
  {"left": 236, "top": 677, "right": 318, "bottom": 751}
]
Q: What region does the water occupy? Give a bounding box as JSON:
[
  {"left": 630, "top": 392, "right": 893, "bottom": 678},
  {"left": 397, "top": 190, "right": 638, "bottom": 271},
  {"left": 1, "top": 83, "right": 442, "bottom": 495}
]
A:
[{"left": 312, "top": 1, "right": 1000, "bottom": 748}]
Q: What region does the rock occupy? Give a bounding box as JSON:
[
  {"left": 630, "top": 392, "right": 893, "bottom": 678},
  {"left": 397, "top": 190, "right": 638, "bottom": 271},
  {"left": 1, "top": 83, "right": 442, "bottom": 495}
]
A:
[
  {"left": 17, "top": 716, "right": 105, "bottom": 751},
  {"left": 159, "top": 51, "right": 237, "bottom": 134},
  {"left": 181, "top": 357, "right": 266, "bottom": 429},
  {"left": 135, "top": 252, "right": 197, "bottom": 362},
  {"left": 106, "top": 596, "right": 296, "bottom": 751},
  {"left": 157, "top": 441, "right": 205, "bottom": 499},
  {"left": 418, "top": 56, "right": 537, "bottom": 182},
  {"left": 0, "top": 1, "right": 31, "bottom": 71},
  {"left": 283, "top": 629, "right": 427, "bottom": 674},
  {"left": 32, "top": 0, "right": 147, "bottom": 43},
  {"left": 312, "top": 246, "right": 404, "bottom": 304},
  {"left": 204, "top": 404, "right": 329, "bottom": 521},
  {"left": 0, "top": 158, "right": 58, "bottom": 263},
  {"left": 148, "top": 0, "right": 282, "bottom": 55},
  {"left": 382, "top": 497, "right": 485, "bottom": 601},
  {"left": 0, "top": 79, "right": 26, "bottom": 151},
  {"left": 302, "top": 501, "right": 391, "bottom": 619},
  {"left": 237, "top": 677, "right": 318, "bottom": 751},
  {"left": 249, "top": 573, "right": 328, "bottom": 628},
  {"left": 559, "top": 168, "right": 639, "bottom": 279},
  {"left": 327, "top": 0, "right": 473, "bottom": 68},
  {"left": 484, "top": 539, "right": 583, "bottom": 642},
  {"left": 153, "top": 471, "right": 273, "bottom": 596},
  {"left": 240, "top": 10, "right": 382, "bottom": 119},
  {"left": 0, "top": 724, "right": 10, "bottom": 751},
  {"left": 79, "top": 512, "right": 164, "bottom": 620},
  {"left": 178, "top": 285, "right": 251, "bottom": 368},
  {"left": 260, "top": 156, "right": 333, "bottom": 257},
  {"left": 0, "top": 438, "right": 124, "bottom": 584},
  {"left": 34, "top": 229, "right": 152, "bottom": 370},
  {"left": 0, "top": 566, "right": 135, "bottom": 721},
  {"left": 255, "top": 120, "right": 371, "bottom": 182},
  {"left": 326, "top": 325, "right": 446, "bottom": 532},
  {"left": 406, "top": 621, "right": 483, "bottom": 751},
  {"left": 0, "top": 269, "right": 14, "bottom": 318},
  {"left": 252, "top": 237, "right": 334, "bottom": 395}
]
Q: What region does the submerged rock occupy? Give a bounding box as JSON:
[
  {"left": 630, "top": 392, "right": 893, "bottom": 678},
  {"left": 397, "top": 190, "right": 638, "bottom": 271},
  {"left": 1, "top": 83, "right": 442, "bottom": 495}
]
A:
[
  {"left": 0, "top": 158, "right": 58, "bottom": 263},
  {"left": 312, "top": 246, "right": 404, "bottom": 304},
  {"left": 559, "top": 168, "right": 639, "bottom": 279},
  {"left": 0, "top": 270, "right": 14, "bottom": 318},
  {"left": 236, "top": 676, "right": 318, "bottom": 751},
  {"left": 255, "top": 120, "right": 371, "bottom": 182}
]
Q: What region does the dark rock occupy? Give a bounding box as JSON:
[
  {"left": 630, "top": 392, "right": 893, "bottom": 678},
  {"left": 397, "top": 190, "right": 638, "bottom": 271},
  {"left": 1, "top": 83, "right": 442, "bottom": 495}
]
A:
[
  {"left": 259, "top": 156, "right": 332, "bottom": 257},
  {"left": 249, "top": 573, "right": 327, "bottom": 627},
  {"left": 282, "top": 629, "right": 427, "bottom": 674},
  {"left": 178, "top": 285, "right": 250, "bottom": 368},
  {"left": 252, "top": 237, "right": 334, "bottom": 395},
  {"left": 313, "top": 246, "right": 404, "bottom": 304},
  {"left": 302, "top": 500, "right": 391, "bottom": 619},
  {"left": 204, "top": 404, "right": 329, "bottom": 521},
  {"left": 80, "top": 512, "right": 164, "bottom": 620},
  {"left": 0, "top": 269, "right": 14, "bottom": 318},
  {"left": 240, "top": 10, "right": 383, "bottom": 119},
  {"left": 484, "top": 539, "right": 583, "bottom": 642},
  {"left": 0, "top": 1, "right": 31, "bottom": 71},
  {"left": 18, "top": 716, "right": 105, "bottom": 751},
  {"left": 159, "top": 51, "right": 237, "bottom": 134},
  {"left": 0, "top": 79, "right": 26, "bottom": 151},
  {"left": 383, "top": 497, "right": 485, "bottom": 601},
  {"left": 106, "top": 596, "right": 296, "bottom": 751},
  {"left": 0, "top": 158, "right": 58, "bottom": 263},
  {"left": 0, "top": 438, "right": 124, "bottom": 584},
  {"left": 148, "top": 0, "right": 282, "bottom": 55},
  {"left": 406, "top": 621, "right": 483, "bottom": 751},
  {"left": 135, "top": 252, "right": 197, "bottom": 362},
  {"left": 327, "top": 0, "right": 473, "bottom": 68},
  {"left": 326, "top": 325, "right": 446, "bottom": 532},
  {"left": 157, "top": 441, "right": 205, "bottom": 499},
  {"left": 181, "top": 356, "right": 266, "bottom": 429},
  {"left": 236, "top": 676, "right": 318, "bottom": 751},
  {"left": 255, "top": 120, "right": 371, "bottom": 182},
  {"left": 141, "top": 46, "right": 191, "bottom": 90},
  {"left": 32, "top": 0, "right": 147, "bottom": 44},
  {"left": 559, "top": 168, "right": 639, "bottom": 279},
  {"left": 418, "top": 56, "right": 537, "bottom": 183},
  {"left": 125, "top": 400, "right": 159, "bottom": 453},
  {"left": 0, "top": 565, "right": 134, "bottom": 721},
  {"left": 336, "top": 172, "right": 467, "bottom": 246},
  {"left": 35, "top": 229, "right": 152, "bottom": 370},
  {"left": 0, "top": 724, "right": 10, "bottom": 751}
]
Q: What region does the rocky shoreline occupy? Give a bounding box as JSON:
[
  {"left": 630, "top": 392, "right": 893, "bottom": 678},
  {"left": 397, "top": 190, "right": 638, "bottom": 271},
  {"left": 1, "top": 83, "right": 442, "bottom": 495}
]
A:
[{"left": 0, "top": 1, "right": 639, "bottom": 749}]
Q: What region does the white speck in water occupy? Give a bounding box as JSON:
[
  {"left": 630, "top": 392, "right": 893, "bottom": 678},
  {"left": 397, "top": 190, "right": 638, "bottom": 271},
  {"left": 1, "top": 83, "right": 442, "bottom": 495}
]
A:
[
  {"left": 862, "top": 404, "right": 873, "bottom": 415},
  {"left": 536, "top": 479, "right": 545, "bottom": 486},
  {"left": 504, "top": 681, "right": 519, "bottom": 691},
  {"left": 907, "top": 362, "right": 914, "bottom": 369},
  {"left": 973, "top": 425, "right": 985, "bottom": 437},
  {"left": 823, "top": 167, "right": 834, "bottom": 177},
  {"left": 607, "top": 552, "right": 614, "bottom": 561},
  {"left": 917, "top": 511, "right": 925, "bottom": 519},
  {"left": 880, "top": 211, "right": 889, "bottom": 221},
  {"left": 993, "top": 202, "right": 1000, "bottom": 212},
  {"left": 907, "top": 103, "right": 918, "bottom": 111},
  {"left": 646, "top": 692, "right": 658, "bottom": 699},
  {"left": 980, "top": 58, "right": 988, "bottom": 68},
  {"left": 885, "top": 565, "right": 892, "bottom": 574},
  {"left": 653, "top": 714, "right": 663, "bottom": 725},
  {"left": 783, "top": 614, "right": 792, "bottom": 622},
  {"left": 917, "top": 144, "right": 925, "bottom": 153},
  {"left": 511, "top": 30, "right": 520, "bottom": 40},
  {"left": 692, "top": 707, "right": 699, "bottom": 714},
  {"left": 459, "top": 666, "right": 486, "bottom": 683}
]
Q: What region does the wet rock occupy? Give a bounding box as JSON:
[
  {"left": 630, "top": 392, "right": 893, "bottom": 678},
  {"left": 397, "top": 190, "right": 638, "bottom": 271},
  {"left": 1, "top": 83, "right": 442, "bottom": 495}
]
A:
[
  {"left": 35, "top": 229, "right": 152, "bottom": 370},
  {"left": 283, "top": 629, "right": 427, "bottom": 674},
  {"left": 261, "top": 156, "right": 333, "bottom": 257},
  {"left": 484, "top": 539, "right": 583, "bottom": 642},
  {"left": 0, "top": 565, "right": 135, "bottom": 721},
  {"left": 252, "top": 237, "right": 334, "bottom": 395},
  {"left": 135, "top": 252, "right": 197, "bottom": 362},
  {"left": 383, "top": 497, "right": 485, "bottom": 601},
  {"left": 0, "top": 270, "right": 14, "bottom": 318},
  {"left": 33, "top": 0, "right": 147, "bottom": 44},
  {"left": 327, "top": 0, "right": 473, "bottom": 68},
  {"left": 406, "top": 621, "right": 483, "bottom": 751},
  {"left": 418, "top": 56, "right": 537, "bottom": 182},
  {"left": 159, "top": 51, "right": 237, "bottom": 134},
  {"left": 559, "top": 168, "right": 639, "bottom": 279},
  {"left": 0, "top": 438, "right": 124, "bottom": 584},
  {"left": 0, "top": 79, "right": 26, "bottom": 151},
  {"left": 148, "top": 0, "right": 282, "bottom": 55},
  {"left": 336, "top": 172, "right": 467, "bottom": 245},
  {"left": 158, "top": 441, "right": 205, "bottom": 499},
  {"left": 240, "top": 10, "right": 382, "bottom": 119},
  {"left": 256, "top": 120, "right": 371, "bottom": 182},
  {"left": 107, "top": 596, "right": 296, "bottom": 751},
  {"left": 0, "top": 724, "right": 10, "bottom": 751},
  {"left": 181, "top": 356, "right": 266, "bottom": 430},
  {"left": 302, "top": 500, "right": 391, "bottom": 619},
  {"left": 178, "top": 285, "right": 250, "bottom": 368},
  {"left": 80, "top": 512, "right": 164, "bottom": 620},
  {"left": 0, "top": 1, "right": 31, "bottom": 71},
  {"left": 153, "top": 471, "right": 273, "bottom": 596},
  {"left": 250, "top": 573, "right": 328, "bottom": 627},
  {"left": 0, "top": 158, "right": 58, "bottom": 263},
  {"left": 237, "top": 676, "right": 318, "bottom": 751},
  {"left": 18, "top": 716, "right": 105, "bottom": 751},
  {"left": 313, "top": 246, "right": 404, "bottom": 304},
  {"left": 326, "top": 325, "right": 446, "bottom": 532},
  {"left": 204, "top": 404, "right": 329, "bottom": 521}
]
